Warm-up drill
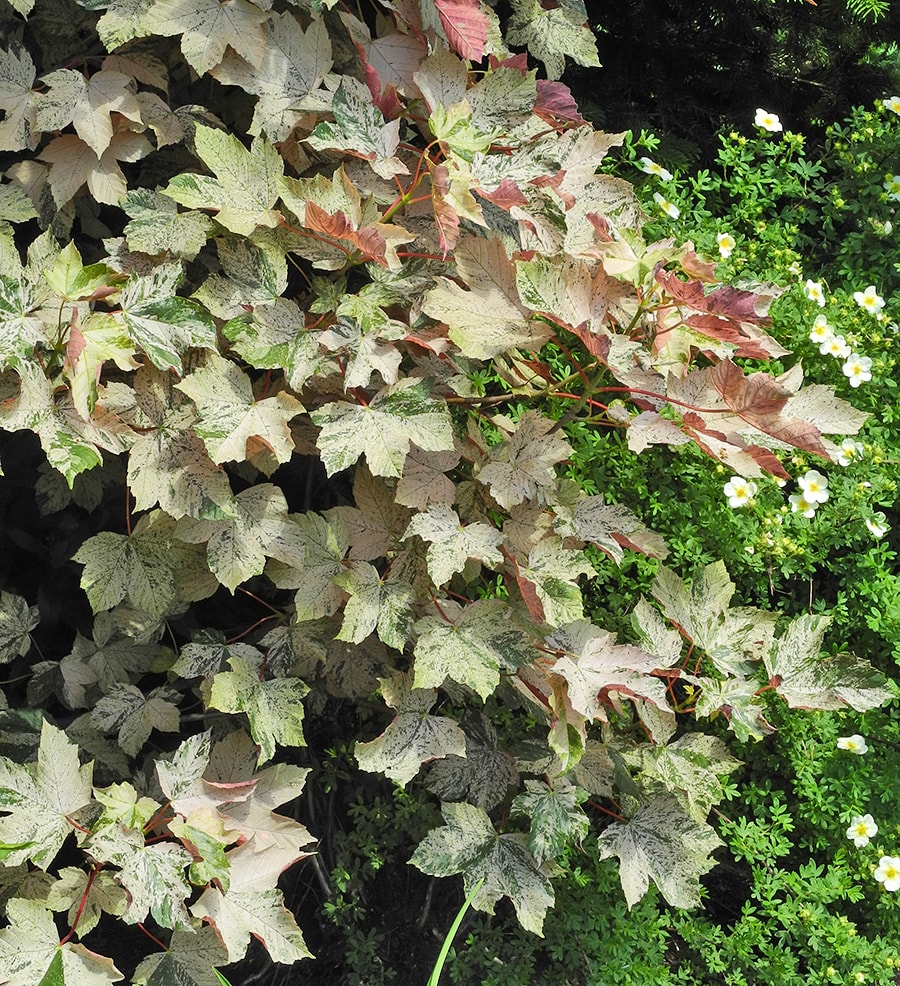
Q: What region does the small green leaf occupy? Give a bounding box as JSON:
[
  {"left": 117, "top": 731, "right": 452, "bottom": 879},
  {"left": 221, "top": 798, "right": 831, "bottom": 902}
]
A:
[
  {"left": 161, "top": 125, "right": 283, "bottom": 234},
  {"left": 208, "top": 656, "right": 308, "bottom": 765},
  {"left": 764, "top": 613, "right": 893, "bottom": 712},
  {"left": 410, "top": 801, "right": 554, "bottom": 935},
  {"left": 597, "top": 795, "right": 723, "bottom": 909},
  {"left": 413, "top": 599, "right": 535, "bottom": 700},
  {"left": 355, "top": 671, "right": 467, "bottom": 785},
  {"left": 306, "top": 77, "right": 408, "bottom": 179},
  {"left": 511, "top": 777, "right": 589, "bottom": 865},
  {"left": 312, "top": 378, "right": 455, "bottom": 478},
  {"left": 0, "top": 590, "right": 39, "bottom": 664}
]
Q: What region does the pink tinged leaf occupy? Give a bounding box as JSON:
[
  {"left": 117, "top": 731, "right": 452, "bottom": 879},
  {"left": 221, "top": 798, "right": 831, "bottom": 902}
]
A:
[
  {"left": 431, "top": 164, "right": 462, "bottom": 256},
  {"left": 433, "top": 0, "right": 489, "bottom": 61},
  {"left": 304, "top": 201, "right": 389, "bottom": 268},
  {"left": 506, "top": 551, "right": 546, "bottom": 624},
  {"left": 709, "top": 361, "right": 829, "bottom": 456},
  {"left": 534, "top": 80, "right": 585, "bottom": 126},
  {"left": 680, "top": 249, "right": 718, "bottom": 283},
  {"left": 476, "top": 178, "right": 529, "bottom": 211}
]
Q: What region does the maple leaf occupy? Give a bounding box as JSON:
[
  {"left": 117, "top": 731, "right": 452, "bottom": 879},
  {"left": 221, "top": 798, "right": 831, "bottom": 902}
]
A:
[
  {"left": 0, "top": 721, "right": 93, "bottom": 869},
  {"left": 161, "top": 125, "right": 283, "bottom": 235},
  {"left": 554, "top": 495, "right": 669, "bottom": 563},
  {"left": 0, "top": 590, "right": 39, "bottom": 663},
  {"left": 626, "top": 734, "right": 742, "bottom": 824},
  {"left": 79, "top": 0, "right": 157, "bottom": 50},
  {"left": 513, "top": 537, "right": 595, "bottom": 627},
  {"left": 764, "top": 613, "right": 893, "bottom": 712},
  {"left": 264, "top": 510, "right": 348, "bottom": 621},
  {"left": 119, "top": 263, "right": 217, "bottom": 376},
  {"left": 395, "top": 445, "right": 460, "bottom": 509},
  {"left": 74, "top": 512, "right": 179, "bottom": 617},
  {"left": 506, "top": 0, "right": 600, "bottom": 80},
  {"left": 145, "top": 0, "right": 269, "bottom": 76},
  {"left": 91, "top": 683, "right": 180, "bottom": 757},
  {"left": 39, "top": 129, "right": 153, "bottom": 207},
  {"left": 306, "top": 77, "right": 409, "bottom": 180},
  {"left": 426, "top": 714, "right": 518, "bottom": 810},
  {"left": 326, "top": 464, "right": 411, "bottom": 561},
  {"left": 0, "top": 42, "right": 37, "bottom": 152},
  {"left": 404, "top": 504, "right": 503, "bottom": 586},
  {"left": 46, "top": 867, "right": 127, "bottom": 938},
  {"left": 122, "top": 188, "right": 214, "bottom": 260},
  {"left": 410, "top": 801, "right": 554, "bottom": 935},
  {"left": 211, "top": 12, "right": 333, "bottom": 141},
  {"left": 0, "top": 898, "right": 123, "bottom": 985},
  {"left": 333, "top": 562, "right": 415, "bottom": 650},
  {"left": 191, "top": 839, "right": 313, "bottom": 964},
  {"left": 476, "top": 411, "right": 572, "bottom": 509},
  {"left": 511, "top": 777, "right": 589, "bottom": 866},
  {"left": 86, "top": 822, "right": 194, "bottom": 930},
  {"left": 223, "top": 298, "right": 332, "bottom": 393},
  {"left": 208, "top": 656, "right": 308, "bottom": 765},
  {"left": 319, "top": 315, "right": 403, "bottom": 389},
  {"left": 598, "top": 795, "right": 723, "bottom": 909},
  {"left": 36, "top": 69, "right": 141, "bottom": 157},
  {"left": 355, "top": 671, "right": 467, "bottom": 785},
  {"left": 654, "top": 271, "right": 789, "bottom": 362},
  {"left": 0, "top": 179, "right": 38, "bottom": 225},
  {"left": 693, "top": 676, "right": 774, "bottom": 742},
  {"left": 547, "top": 620, "right": 672, "bottom": 735},
  {"left": 126, "top": 365, "right": 233, "bottom": 521},
  {"left": 413, "top": 598, "right": 535, "bottom": 699},
  {"left": 171, "top": 631, "right": 261, "bottom": 680},
  {"left": 312, "top": 377, "right": 455, "bottom": 479},
  {"left": 422, "top": 237, "right": 552, "bottom": 359},
  {"left": 0, "top": 358, "right": 134, "bottom": 485},
  {"left": 431, "top": 0, "right": 488, "bottom": 61},
  {"left": 175, "top": 484, "right": 292, "bottom": 592},
  {"left": 651, "top": 561, "right": 777, "bottom": 678},
  {"left": 631, "top": 597, "right": 684, "bottom": 667},
  {"left": 175, "top": 352, "right": 303, "bottom": 465},
  {"left": 132, "top": 926, "right": 227, "bottom": 986},
  {"left": 0, "top": 275, "right": 47, "bottom": 367}
]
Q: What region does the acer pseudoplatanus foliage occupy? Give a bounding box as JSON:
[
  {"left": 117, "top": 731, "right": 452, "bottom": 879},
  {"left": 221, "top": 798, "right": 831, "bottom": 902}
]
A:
[{"left": 0, "top": 0, "right": 892, "bottom": 981}]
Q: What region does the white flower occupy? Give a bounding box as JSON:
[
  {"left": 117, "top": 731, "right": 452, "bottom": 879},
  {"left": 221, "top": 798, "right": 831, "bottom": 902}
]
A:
[
  {"left": 836, "top": 734, "right": 868, "bottom": 755},
  {"left": 639, "top": 157, "right": 673, "bottom": 181},
  {"left": 755, "top": 108, "right": 783, "bottom": 132},
  {"left": 820, "top": 335, "right": 851, "bottom": 359},
  {"left": 809, "top": 315, "right": 834, "bottom": 344},
  {"left": 842, "top": 353, "right": 873, "bottom": 388},
  {"left": 716, "top": 232, "right": 736, "bottom": 259},
  {"left": 837, "top": 438, "right": 863, "bottom": 467},
  {"left": 853, "top": 285, "right": 885, "bottom": 316},
  {"left": 798, "top": 469, "right": 829, "bottom": 504},
  {"left": 865, "top": 514, "right": 889, "bottom": 539},
  {"left": 804, "top": 279, "right": 826, "bottom": 307},
  {"left": 723, "top": 476, "right": 758, "bottom": 508},
  {"left": 789, "top": 493, "right": 817, "bottom": 518},
  {"left": 884, "top": 95, "right": 900, "bottom": 116},
  {"left": 653, "top": 192, "right": 679, "bottom": 219},
  {"left": 874, "top": 855, "right": 900, "bottom": 892},
  {"left": 885, "top": 174, "right": 900, "bottom": 202},
  {"left": 847, "top": 814, "right": 878, "bottom": 848}
]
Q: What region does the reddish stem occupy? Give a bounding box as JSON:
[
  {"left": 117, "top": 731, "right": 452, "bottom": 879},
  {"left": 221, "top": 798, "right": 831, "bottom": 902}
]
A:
[
  {"left": 59, "top": 865, "right": 100, "bottom": 945},
  {"left": 137, "top": 923, "right": 169, "bottom": 952},
  {"left": 587, "top": 800, "right": 626, "bottom": 822},
  {"left": 227, "top": 614, "right": 279, "bottom": 644}
]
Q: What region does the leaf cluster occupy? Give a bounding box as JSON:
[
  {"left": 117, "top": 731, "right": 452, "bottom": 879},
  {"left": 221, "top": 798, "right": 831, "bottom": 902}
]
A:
[{"left": 0, "top": 0, "right": 893, "bottom": 981}]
